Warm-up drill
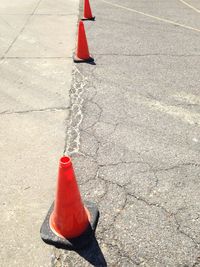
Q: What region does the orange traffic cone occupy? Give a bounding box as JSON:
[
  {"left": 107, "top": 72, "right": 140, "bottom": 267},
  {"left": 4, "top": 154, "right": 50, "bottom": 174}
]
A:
[
  {"left": 40, "top": 156, "right": 99, "bottom": 250},
  {"left": 82, "top": 0, "right": 95, "bottom": 21},
  {"left": 73, "top": 21, "right": 94, "bottom": 63}
]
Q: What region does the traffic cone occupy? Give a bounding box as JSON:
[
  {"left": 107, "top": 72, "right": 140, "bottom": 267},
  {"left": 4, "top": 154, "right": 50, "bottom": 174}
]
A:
[
  {"left": 73, "top": 21, "right": 94, "bottom": 63},
  {"left": 82, "top": 0, "right": 95, "bottom": 21},
  {"left": 40, "top": 156, "right": 99, "bottom": 250}
]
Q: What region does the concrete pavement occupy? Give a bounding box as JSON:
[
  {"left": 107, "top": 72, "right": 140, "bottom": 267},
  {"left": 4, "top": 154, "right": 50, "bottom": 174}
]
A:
[
  {"left": 54, "top": 0, "right": 200, "bottom": 266},
  {"left": 0, "top": 0, "right": 79, "bottom": 266}
]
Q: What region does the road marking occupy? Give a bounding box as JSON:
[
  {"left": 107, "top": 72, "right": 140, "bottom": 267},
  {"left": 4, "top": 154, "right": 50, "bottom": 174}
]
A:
[
  {"left": 179, "top": 0, "right": 200, "bottom": 13},
  {"left": 145, "top": 100, "right": 200, "bottom": 126},
  {"left": 132, "top": 95, "right": 200, "bottom": 126},
  {"left": 173, "top": 92, "right": 200, "bottom": 106},
  {"left": 100, "top": 0, "right": 200, "bottom": 33}
]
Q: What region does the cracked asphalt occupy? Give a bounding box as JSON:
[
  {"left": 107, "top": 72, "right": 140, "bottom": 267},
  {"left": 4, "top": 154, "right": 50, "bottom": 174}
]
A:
[{"left": 53, "top": 0, "right": 200, "bottom": 266}]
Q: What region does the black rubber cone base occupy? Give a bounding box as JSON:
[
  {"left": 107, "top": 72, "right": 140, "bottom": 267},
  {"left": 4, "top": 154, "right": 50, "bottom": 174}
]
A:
[
  {"left": 40, "top": 201, "right": 99, "bottom": 251},
  {"left": 81, "top": 16, "right": 95, "bottom": 21},
  {"left": 73, "top": 54, "right": 94, "bottom": 63}
]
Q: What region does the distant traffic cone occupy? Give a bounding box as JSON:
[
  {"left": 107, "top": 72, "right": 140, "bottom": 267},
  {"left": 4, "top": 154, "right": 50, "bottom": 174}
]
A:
[
  {"left": 82, "top": 0, "right": 95, "bottom": 21},
  {"left": 73, "top": 21, "right": 94, "bottom": 63},
  {"left": 40, "top": 156, "right": 99, "bottom": 250}
]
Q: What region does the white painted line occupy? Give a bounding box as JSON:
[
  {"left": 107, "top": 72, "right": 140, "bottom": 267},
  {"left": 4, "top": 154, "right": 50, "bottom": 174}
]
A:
[
  {"left": 131, "top": 95, "right": 200, "bottom": 126},
  {"left": 179, "top": 0, "right": 200, "bottom": 14},
  {"left": 147, "top": 100, "right": 200, "bottom": 125},
  {"left": 100, "top": 0, "right": 200, "bottom": 33},
  {"left": 173, "top": 92, "right": 200, "bottom": 106}
]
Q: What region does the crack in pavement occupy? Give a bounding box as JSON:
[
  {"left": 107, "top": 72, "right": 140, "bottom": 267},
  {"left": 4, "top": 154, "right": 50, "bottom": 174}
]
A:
[
  {"left": 96, "top": 170, "right": 200, "bottom": 252},
  {"left": 97, "top": 236, "right": 143, "bottom": 266},
  {"left": 4, "top": 56, "right": 72, "bottom": 59},
  {"left": 73, "top": 143, "right": 200, "bottom": 251},
  {"left": 152, "top": 162, "right": 200, "bottom": 172},
  {"left": 63, "top": 66, "right": 87, "bottom": 155},
  {"left": 77, "top": 134, "right": 200, "bottom": 264},
  {"left": 0, "top": 107, "right": 69, "bottom": 115},
  {"left": 1, "top": 0, "right": 43, "bottom": 59},
  {"left": 0, "top": 13, "right": 78, "bottom": 16},
  {"left": 95, "top": 53, "right": 200, "bottom": 57},
  {"left": 52, "top": 36, "right": 200, "bottom": 264},
  {"left": 98, "top": 174, "right": 200, "bottom": 248}
]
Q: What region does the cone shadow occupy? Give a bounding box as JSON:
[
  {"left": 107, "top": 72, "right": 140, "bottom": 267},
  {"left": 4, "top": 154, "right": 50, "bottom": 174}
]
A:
[
  {"left": 75, "top": 235, "right": 107, "bottom": 267},
  {"left": 74, "top": 60, "right": 96, "bottom": 65},
  {"left": 88, "top": 61, "right": 96, "bottom": 65},
  {"left": 81, "top": 17, "right": 96, "bottom": 21}
]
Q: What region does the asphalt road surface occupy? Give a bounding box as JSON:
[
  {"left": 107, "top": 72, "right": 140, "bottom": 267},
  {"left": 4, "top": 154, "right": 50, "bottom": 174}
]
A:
[{"left": 53, "top": 0, "right": 200, "bottom": 266}]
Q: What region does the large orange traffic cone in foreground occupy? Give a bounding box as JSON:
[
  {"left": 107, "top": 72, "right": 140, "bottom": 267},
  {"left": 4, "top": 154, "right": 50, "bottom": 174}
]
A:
[
  {"left": 73, "top": 21, "right": 94, "bottom": 63},
  {"left": 50, "top": 156, "right": 89, "bottom": 238},
  {"left": 82, "top": 0, "right": 95, "bottom": 21},
  {"left": 40, "top": 156, "right": 99, "bottom": 250}
]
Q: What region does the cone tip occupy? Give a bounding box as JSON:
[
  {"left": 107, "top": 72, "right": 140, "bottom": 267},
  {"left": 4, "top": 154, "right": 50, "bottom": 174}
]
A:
[{"left": 60, "top": 156, "right": 72, "bottom": 168}]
